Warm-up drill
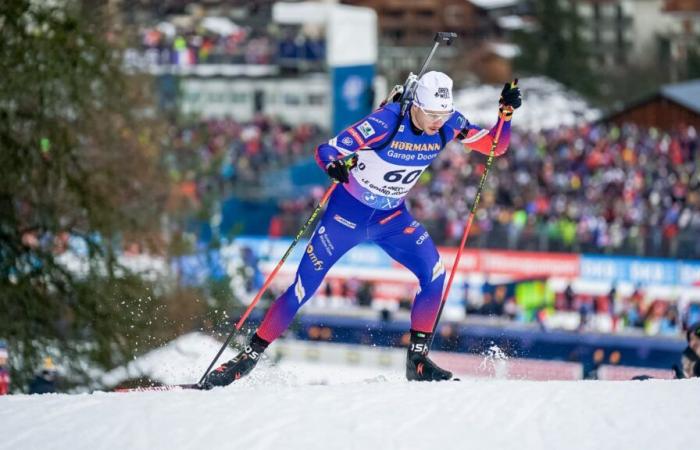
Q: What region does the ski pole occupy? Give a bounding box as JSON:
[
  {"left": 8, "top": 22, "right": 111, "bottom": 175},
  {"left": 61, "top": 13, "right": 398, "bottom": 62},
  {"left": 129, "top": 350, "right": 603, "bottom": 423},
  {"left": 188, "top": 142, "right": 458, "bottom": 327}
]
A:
[
  {"left": 430, "top": 79, "right": 518, "bottom": 338},
  {"left": 197, "top": 154, "right": 353, "bottom": 386},
  {"left": 419, "top": 32, "right": 458, "bottom": 78}
]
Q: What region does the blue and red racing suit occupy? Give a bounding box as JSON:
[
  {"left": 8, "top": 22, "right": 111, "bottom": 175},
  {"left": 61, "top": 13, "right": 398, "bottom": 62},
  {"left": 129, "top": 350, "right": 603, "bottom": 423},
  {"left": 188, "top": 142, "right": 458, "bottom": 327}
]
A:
[{"left": 256, "top": 102, "right": 511, "bottom": 342}]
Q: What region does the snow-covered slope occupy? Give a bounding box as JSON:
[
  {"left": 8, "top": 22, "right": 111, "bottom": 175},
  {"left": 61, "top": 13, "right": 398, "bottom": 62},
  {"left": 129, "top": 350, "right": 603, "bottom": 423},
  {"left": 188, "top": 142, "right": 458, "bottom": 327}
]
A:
[
  {"left": 2, "top": 332, "right": 698, "bottom": 450},
  {"left": 455, "top": 76, "right": 601, "bottom": 131},
  {"left": 2, "top": 373, "right": 698, "bottom": 450}
]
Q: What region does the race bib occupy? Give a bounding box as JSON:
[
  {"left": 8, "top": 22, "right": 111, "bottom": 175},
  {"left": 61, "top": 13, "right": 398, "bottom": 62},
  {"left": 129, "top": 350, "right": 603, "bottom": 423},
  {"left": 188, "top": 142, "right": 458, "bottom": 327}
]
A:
[{"left": 351, "top": 151, "right": 426, "bottom": 199}]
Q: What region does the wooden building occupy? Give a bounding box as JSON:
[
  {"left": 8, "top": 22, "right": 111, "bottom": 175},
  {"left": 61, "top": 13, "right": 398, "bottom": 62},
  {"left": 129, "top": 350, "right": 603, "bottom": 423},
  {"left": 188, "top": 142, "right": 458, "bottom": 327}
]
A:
[
  {"left": 604, "top": 79, "right": 700, "bottom": 130},
  {"left": 341, "top": 0, "right": 494, "bottom": 46}
]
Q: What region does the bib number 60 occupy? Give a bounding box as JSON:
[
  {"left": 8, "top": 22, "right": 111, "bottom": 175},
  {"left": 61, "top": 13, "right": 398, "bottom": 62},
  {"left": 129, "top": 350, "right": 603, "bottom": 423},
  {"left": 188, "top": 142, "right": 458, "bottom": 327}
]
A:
[{"left": 383, "top": 169, "right": 422, "bottom": 184}]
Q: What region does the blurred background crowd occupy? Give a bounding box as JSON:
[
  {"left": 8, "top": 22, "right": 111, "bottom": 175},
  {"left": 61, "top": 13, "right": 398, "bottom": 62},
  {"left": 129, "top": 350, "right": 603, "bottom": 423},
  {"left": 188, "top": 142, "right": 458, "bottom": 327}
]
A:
[{"left": 126, "top": 18, "right": 325, "bottom": 68}]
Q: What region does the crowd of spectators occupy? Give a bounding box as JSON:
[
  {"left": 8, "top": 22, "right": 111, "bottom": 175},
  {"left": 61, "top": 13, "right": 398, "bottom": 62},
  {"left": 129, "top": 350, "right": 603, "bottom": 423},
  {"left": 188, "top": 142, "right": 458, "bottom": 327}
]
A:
[
  {"left": 164, "top": 115, "right": 322, "bottom": 220},
  {"left": 460, "top": 280, "right": 700, "bottom": 338},
  {"left": 553, "top": 284, "right": 698, "bottom": 337},
  {"left": 125, "top": 18, "right": 324, "bottom": 69},
  {"left": 412, "top": 123, "right": 700, "bottom": 258},
  {"left": 134, "top": 22, "right": 271, "bottom": 66}
]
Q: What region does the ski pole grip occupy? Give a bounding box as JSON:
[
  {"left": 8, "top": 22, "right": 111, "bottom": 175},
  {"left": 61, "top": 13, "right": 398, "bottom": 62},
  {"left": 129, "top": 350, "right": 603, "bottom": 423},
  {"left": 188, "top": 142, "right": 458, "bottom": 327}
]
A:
[
  {"left": 435, "top": 32, "right": 457, "bottom": 45},
  {"left": 341, "top": 152, "right": 357, "bottom": 165}
]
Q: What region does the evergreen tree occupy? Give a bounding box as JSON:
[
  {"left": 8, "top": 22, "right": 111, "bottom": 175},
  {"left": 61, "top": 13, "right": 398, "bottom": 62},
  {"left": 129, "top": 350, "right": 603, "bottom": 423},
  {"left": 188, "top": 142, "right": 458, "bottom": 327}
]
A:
[
  {"left": 687, "top": 38, "right": 700, "bottom": 80},
  {"left": 0, "top": 1, "right": 169, "bottom": 391},
  {"left": 515, "top": 0, "right": 599, "bottom": 98}
]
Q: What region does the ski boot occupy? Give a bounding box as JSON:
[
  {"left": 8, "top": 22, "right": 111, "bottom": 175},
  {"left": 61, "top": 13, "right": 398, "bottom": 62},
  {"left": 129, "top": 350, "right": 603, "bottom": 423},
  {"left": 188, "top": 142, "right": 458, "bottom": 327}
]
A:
[
  {"left": 205, "top": 334, "right": 269, "bottom": 387},
  {"left": 406, "top": 330, "right": 452, "bottom": 381}
]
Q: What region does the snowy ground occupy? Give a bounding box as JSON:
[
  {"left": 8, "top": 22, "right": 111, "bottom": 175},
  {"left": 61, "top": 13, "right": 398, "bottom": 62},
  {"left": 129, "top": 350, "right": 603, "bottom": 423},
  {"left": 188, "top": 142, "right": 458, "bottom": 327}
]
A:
[
  {"left": 1, "top": 334, "right": 699, "bottom": 450},
  {"left": 1, "top": 371, "right": 698, "bottom": 450}
]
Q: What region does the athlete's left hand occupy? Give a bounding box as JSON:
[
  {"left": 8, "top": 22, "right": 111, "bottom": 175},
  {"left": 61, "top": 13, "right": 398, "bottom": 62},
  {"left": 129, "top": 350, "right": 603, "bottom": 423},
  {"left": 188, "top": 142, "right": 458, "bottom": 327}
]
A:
[
  {"left": 499, "top": 81, "right": 521, "bottom": 110},
  {"left": 499, "top": 79, "right": 521, "bottom": 121}
]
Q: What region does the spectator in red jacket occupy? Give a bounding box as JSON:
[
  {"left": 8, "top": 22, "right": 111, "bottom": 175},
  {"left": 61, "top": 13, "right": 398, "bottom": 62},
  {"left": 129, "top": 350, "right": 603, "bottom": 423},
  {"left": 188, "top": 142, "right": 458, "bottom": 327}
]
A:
[{"left": 0, "top": 345, "right": 10, "bottom": 395}]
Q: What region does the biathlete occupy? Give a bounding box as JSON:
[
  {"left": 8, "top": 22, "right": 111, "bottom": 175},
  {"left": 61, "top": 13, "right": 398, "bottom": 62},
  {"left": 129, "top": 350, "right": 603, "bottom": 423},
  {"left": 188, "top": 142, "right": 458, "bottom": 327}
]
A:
[{"left": 206, "top": 71, "right": 522, "bottom": 385}]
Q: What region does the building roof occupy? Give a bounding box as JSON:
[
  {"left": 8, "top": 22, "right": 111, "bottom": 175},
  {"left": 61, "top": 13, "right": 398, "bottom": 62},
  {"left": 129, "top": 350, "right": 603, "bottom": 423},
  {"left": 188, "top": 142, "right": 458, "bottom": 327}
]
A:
[
  {"left": 599, "top": 78, "right": 700, "bottom": 127},
  {"left": 660, "top": 79, "right": 700, "bottom": 114},
  {"left": 663, "top": 0, "right": 700, "bottom": 13}
]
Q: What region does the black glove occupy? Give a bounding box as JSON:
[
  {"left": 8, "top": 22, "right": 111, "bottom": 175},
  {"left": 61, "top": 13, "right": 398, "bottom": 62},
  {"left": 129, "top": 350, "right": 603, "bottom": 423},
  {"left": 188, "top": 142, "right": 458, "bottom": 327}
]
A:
[
  {"left": 326, "top": 156, "right": 357, "bottom": 184},
  {"left": 500, "top": 81, "right": 522, "bottom": 110}
]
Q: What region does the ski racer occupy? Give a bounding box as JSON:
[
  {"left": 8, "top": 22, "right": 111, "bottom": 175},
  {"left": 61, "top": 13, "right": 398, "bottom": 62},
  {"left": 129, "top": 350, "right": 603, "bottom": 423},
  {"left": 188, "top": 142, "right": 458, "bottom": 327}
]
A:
[{"left": 205, "top": 71, "right": 522, "bottom": 386}]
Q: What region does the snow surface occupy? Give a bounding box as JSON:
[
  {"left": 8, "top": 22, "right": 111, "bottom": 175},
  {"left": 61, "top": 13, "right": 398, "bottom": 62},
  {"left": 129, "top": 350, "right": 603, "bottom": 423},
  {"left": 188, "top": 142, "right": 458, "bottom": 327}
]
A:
[
  {"left": 2, "top": 374, "right": 698, "bottom": 450},
  {"left": 469, "top": 0, "right": 520, "bottom": 10},
  {"left": 101, "top": 332, "right": 399, "bottom": 388},
  {"left": 2, "top": 333, "right": 699, "bottom": 450},
  {"left": 454, "top": 77, "right": 601, "bottom": 132}
]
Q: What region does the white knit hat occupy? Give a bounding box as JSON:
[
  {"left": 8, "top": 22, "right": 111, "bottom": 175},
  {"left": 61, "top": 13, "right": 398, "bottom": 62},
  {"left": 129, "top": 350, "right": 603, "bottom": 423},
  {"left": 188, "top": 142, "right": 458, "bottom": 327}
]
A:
[{"left": 414, "top": 71, "right": 454, "bottom": 112}]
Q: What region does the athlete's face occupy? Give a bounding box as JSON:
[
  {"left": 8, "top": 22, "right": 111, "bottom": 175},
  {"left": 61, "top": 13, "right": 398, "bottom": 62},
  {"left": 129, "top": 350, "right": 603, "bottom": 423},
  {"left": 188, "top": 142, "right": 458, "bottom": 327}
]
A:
[{"left": 412, "top": 105, "right": 452, "bottom": 135}]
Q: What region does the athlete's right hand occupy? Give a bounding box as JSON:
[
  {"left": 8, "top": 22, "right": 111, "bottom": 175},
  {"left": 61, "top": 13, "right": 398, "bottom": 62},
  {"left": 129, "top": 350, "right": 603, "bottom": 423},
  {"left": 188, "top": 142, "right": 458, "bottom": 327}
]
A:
[{"left": 326, "top": 156, "right": 357, "bottom": 184}]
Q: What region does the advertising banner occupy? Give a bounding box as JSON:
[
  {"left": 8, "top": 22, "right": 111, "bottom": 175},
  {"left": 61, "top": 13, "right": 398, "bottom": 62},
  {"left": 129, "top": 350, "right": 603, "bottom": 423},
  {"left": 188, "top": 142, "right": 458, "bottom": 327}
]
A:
[
  {"left": 437, "top": 248, "right": 580, "bottom": 278},
  {"left": 580, "top": 255, "right": 700, "bottom": 286},
  {"left": 171, "top": 237, "right": 700, "bottom": 294},
  {"left": 331, "top": 64, "right": 375, "bottom": 134}
]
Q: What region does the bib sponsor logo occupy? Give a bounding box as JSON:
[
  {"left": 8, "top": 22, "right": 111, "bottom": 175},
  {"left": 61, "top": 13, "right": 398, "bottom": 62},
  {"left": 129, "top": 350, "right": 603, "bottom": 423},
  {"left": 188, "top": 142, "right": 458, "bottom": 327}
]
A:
[
  {"left": 383, "top": 197, "right": 400, "bottom": 209},
  {"left": 386, "top": 150, "right": 437, "bottom": 162},
  {"left": 306, "top": 244, "right": 324, "bottom": 271},
  {"left": 358, "top": 121, "right": 375, "bottom": 139},
  {"left": 389, "top": 141, "right": 441, "bottom": 151},
  {"left": 333, "top": 214, "right": 357, "bottom": 229}
]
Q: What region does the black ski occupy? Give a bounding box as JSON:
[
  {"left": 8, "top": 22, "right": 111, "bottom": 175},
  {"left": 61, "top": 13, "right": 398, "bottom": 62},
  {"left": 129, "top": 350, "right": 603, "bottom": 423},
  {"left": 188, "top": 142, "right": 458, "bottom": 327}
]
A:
[{"left": 114, "top": 383, "right": 205, "bottom": 393}]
